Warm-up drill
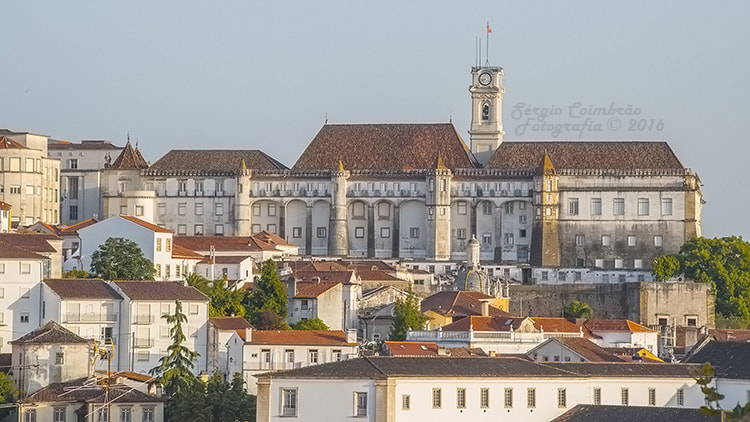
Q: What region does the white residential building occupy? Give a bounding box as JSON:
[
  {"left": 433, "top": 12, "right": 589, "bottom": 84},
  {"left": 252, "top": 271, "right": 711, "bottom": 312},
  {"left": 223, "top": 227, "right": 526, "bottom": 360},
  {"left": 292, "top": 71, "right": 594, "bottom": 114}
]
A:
[
  {"left": 583, "top": 319, "right": 659, "bottom": 355},
  {"left": 110, "top": 280, "right": 209, "bottom": 375},
  {"left": 226, "top": 329, "right": 358, "bottom": 394},
  {"left": 286, "top": 271, "right": 360, "bottom": 332},
  {"left": 256, "top": 357, "right": 706, "bottom": 422},
  {"left": 207, "top": 316, "right": 253, "bottom": 376}
]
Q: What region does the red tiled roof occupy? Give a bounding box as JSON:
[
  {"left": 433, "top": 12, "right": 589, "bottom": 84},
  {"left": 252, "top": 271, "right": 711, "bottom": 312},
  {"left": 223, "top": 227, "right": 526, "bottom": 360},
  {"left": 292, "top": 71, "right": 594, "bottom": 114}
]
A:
[
  {"left": 539, "top": 338, "right": 625, "bottom": 363},
  {"left": 11, "top": 321, "right": 88, "bottom": 345},
  {"left": 356, "top": 270, "right": 401, "bottom": 282},
  {"left": 198, "top": 255, "right": 252, "bottom": 264},
  {"left": 44, "top": 279, "right": 123, "bottom": 300},
  {"left": 583, "top": 319, "right": 654, "bottom": 333},
  {"left": 174, "top": 236, "right": 273, "bottom": 252},
  {"left": 0, "top": 242, "right": 46, "bottom": 259},
  {"left": 108, "top": 141, "right": 149, "bottom": 169},
  {"left": 59, "top": 218, "right": 99, "bottom": 235},
  {"left": 531, "top": 317, "right": 585, "bottom": 333},
  {"left": 708, "top": 328, "right": 750, "bottom": 342},
  {"left": 385, "top": 341, "right": 438, "bottom": 356},
  {"left": 293, "top": 281, "right": 341, "bottom": 299},
  {"left": 171, "top": 243, "right": 203, "bottom": 260},
  {"left": 441, "top": 315, "right": 584, "bottom": 334},
  {"left": 422, "top": 291, "right": 507, "bottom": 318},
  {"left": 293, "top": 271, "right": 355, "bottom": 284},
  {"left": 254, "top": 230, "right": 295, "bottom": 248},
  {"left": 246, "top": 330, "right": 354, "bottom": 346},
  {"left": 111, "top": 371, "right": 155, "bottom": 383},
  {"left": 292, "top": 123, "right": 478, "bottom": 171},
  {"left": 210, "top": 316, "right": 253, "bottom": 331},
  {"left": 115, "top": 281, "right": 208, "bottom": 301},
  {"left": 147, "top": 150, "right": 287, "bottom": 174},
  {"left": 486, "top": 141, "right": 684, "bottom": 171},
  {"left": 0, "top": 233, "right": 59, "bottom": 252},
  {"left": 0, "top": 136, "right": 27, "bottom": 149},
  {"left": 0, "top": 200, "right": 10, "bottom": 211},
  {"left": 119, "top": 215, "right": 172, "bottom": 233}
]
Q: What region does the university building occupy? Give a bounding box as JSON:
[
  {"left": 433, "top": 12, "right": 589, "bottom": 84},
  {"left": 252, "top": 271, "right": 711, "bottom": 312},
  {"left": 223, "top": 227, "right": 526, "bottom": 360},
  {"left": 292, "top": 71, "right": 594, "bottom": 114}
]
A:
[{"left": 96, "top": 64, "right": 702, "bottom": 268}]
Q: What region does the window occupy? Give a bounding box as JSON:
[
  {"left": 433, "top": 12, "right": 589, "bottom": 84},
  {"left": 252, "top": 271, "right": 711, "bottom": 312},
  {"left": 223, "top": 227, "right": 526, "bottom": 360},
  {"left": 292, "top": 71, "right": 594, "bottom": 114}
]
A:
[
  {"left": 541, "top": 271, "right": 548, "bottom": 281},
  {"left": 178, "top": 181, "right": 187, "bottom": 193},
  {"left": 9, "top": 185, "right": 20, "bottom": 195},
  {"left": 557, "top": 388, "right": 567, "bottom": 408},
  {"left": 135, "top": 205, "right": 144, "bottom": 216},
  {"left": 142, "top": 407, "right": 155, "bottom": 422},
  {"left": 480, "top": 388, "right": 490, "bottom": 408},
  {"left": 23, "top": 409, "right": 36, "bottom": 422},
  {"left": 504, "top": 233, "right": 514, "bottom": 246},
  {"left": 262, "top": 349, "right": 271, "bottom": 364},
  {"left": 355, "top": 227, "right": 365, "bottom": 239},
  {"left": 166, "top": 239, "right": 171, "bottom": 252},
  {"left": 54, "top": 407, "right": 65, "bottom": 422},
  {"left": 189, "top": 304, "right": 199, "bottom": 315},
  {"left": 648, "top": 388, "right": 656, "bottom": 406},
  {"left": 156, "top": 239, "right": 162, "bottom": 252},
  {"left": 409, "top": 227, "right": 419, "bottom": 238},
  {"left": 482, "top": 202, "right": 493, "bottom": 215},
  {"left": 377, "top": 202, "right": 390, "bottom": 218},
  {"left": 661, "top": 198, "right": 673, "bottom": 215},
  {"left": 687, "top": 317, "right": 697, "bottom": 327},
  {"left": 333, "top": 349, "right": 342, "bottom": 361},
  {"left": 21, "top": 263, "right": 31, "bottom": 274},
  {"left": 638, "top": 198, "right": 649, "bottom": 215},
  {"left": 432, "top": 388, "right": 442, "bottom": 408},
  {"left": 482, "top": 103, "right": 490, "bottom": 121},
  {"left": 593, "top": 387, "right": 601, "bottom": 405},
  {"left": 575, "top": 235, "right": 585, "bottom": 246},
  {"left": 568, "top": 198, "right": 579, "bottom": 215},
  {"left": 195, "top": 203, "right": 204, "bottom": 215},
  {"left": 482, "top": 233, "right": 492, "bottom": 245},
  {"left": 591, "top": 198, "right": 602, "bottom": 215},
  {"left": 215, "top": 203, "right": 224, "bottom": 216},
  {"left": 252, "top": 224, "right": 261, "bottom": 234},
  {"left": 252, "top": 204, "right": 261, "bottom": 216},
  {"left": 285, "top": 349, "right": 294, "bottom": 363},
  {"left": 55, "top": 352, "right": 64, "bottom": 365},
  {"left": 268, "top": 203, "right": 277, "bottom": 216},
  {"left": 402, "top": 394, "right": 411, "bottom": 410},
  {"left": 158, "top": 203, "right": 167, "bottom": 215},
  {"left": 292, "top": 227, "right": 302, "bottom": 238},
  {"left": 527, "top": 388, "right": 536, "bottom": 408},
  {"left": 281, "top": 388, "right": 297, "bottom": 416},
  {"left": 628, "top": 235, "right": 637, "bottom": 247},
  {"left": 456, "top": 388, "right": 466, "bottom": 408},
  {"left": 380, "top": 227, "right": 390, "bottom": 238},
  {"left": 519, "top": 215, "right": 527, "bottom": 224},
  {"left": 309, "top": 349, "right": 318, "bottom": 364},
  {"left": 621, "top": 388, "right": 629, "bottom": 405},
  {"left": 20, "top": 312, "right": 29, "bottom": 323},
  {"left": 155, "top": 264, "right": 161, "bottom": 277},
  {"left": 654, "top": 235, "right": 663, "bottom": 247},
  {"left": 355, "top": 392, "right": 368, "bottom": 416},
  {"left": 634, "top": 259, "right": 644, "bottom": 269},
  {"left": 97, "top": 409, "right": 107, "bottom": 422},
  {"left": 68, "top": 158, "right": 78, "bottom": 169},
  {"left": 316, "top": 227, "right": 327, "bottom": 238},
  {"left": 300, "top": 299, "right": 309, "bottom": 310},
  {"left": 677, "top": 388, "right": 684, "bottom": 406},
  {"left": 504, "top": 388, "right": 513, "bottom": 408},
  {"left": 215, "top": 224, "right": 225, "bottom": 235},
  {"left": 457, "top": 201, "right": 467, "bottom": 215},
  {"left": 519, "top": 229, "right": 527, "bottom": 238},
  {"left": 615, "top": 259, "right": 623, "bottom": 269},
  {"left": 613, "top": 198, "right": 625, "bottom": 215},
  {"left": 69, "top": 205, "right": 79, "bottom": 221},
  {"left": 120, "top": 205, "right": 128, "bottom": 215},
  {"left": 602, "top": 235, "right": 611, "bottom": 246},
  {"left": 120, "top": 407, "right": 132, "bottom": 422},
  {"left": 177, "top": 224, "right": 187, "bottom": 235},
  {"left": 505, "top": 202, "right": 514, "bottom": 214},
  {"left": 574, "top": 271, "right": 582, "bottom": 281},
  {"left": 194, "top": 224, "right": 203, "bottom": 235},
  {"left": 195, "top": 181, "right": 204, "bottom": 193},
  {"left": 456, "top": 228, "right": 466, "bottom": 240},
  {"left": 178, "top": 203, "right": 186, "bottom": 215}
]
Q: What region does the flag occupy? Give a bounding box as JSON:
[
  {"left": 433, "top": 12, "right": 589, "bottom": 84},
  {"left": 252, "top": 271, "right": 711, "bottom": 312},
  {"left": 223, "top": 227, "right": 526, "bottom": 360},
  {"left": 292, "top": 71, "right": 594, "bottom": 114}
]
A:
[{"left": 487, "top": 24, "right": 492, "bottom": 34}]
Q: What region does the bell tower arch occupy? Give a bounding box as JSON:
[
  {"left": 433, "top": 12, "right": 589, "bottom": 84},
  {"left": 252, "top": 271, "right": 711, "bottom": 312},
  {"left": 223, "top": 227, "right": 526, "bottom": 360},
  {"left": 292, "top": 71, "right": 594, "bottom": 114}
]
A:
[{"left": 469, "top": 66, "right": 505, "bottom": 166}]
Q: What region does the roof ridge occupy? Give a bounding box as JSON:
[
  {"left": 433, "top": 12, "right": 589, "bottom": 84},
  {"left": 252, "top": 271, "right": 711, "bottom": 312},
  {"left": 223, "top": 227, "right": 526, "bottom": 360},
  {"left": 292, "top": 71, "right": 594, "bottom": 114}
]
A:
[{"left": 363, "top": 356, "right": 389, "bottom": 377}]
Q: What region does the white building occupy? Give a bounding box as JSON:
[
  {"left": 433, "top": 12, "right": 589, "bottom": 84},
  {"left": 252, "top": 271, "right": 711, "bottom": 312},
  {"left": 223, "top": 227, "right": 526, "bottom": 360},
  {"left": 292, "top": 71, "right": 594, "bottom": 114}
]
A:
[
  {"left": 110, "top": 280, "right": 209, "bottom": 374},
  {"left": 226, "top": 328, "right": 358, "bottom": 394},
  {"left": 207, "top": 316, "right": 253, "bottom": 376},
  {"left": 583, "top": 319, "right": 659, "bottom": 355},
  {"left": 48, "top": 138, "right": 124, "bottom": 225},
  {"left": 286, "top": 271, "right": 360, "bottom": 332},
  {"left": 0, "top": 200, "right": 10, "bottom": 232},
  {"left": 256, "top": 357, "right": 707, "bottom": 422},
  {"left": 0, "top": 130, "right": 61, "bottom": 226},
  {"left": 72, "top": 214, "right": 202, "bottom": 280}
]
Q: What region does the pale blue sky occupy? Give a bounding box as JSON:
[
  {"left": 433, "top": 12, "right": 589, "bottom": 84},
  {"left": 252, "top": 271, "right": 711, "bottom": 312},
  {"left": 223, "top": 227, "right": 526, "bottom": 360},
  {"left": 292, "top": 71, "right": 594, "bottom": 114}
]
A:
[{"left": 1, "top": 1, "right": 748, "bottom": 238}]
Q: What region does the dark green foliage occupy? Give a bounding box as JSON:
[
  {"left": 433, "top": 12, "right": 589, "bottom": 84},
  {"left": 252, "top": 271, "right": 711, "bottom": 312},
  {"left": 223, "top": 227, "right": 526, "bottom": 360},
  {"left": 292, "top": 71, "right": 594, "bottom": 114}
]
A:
[
  {"left": 63, "top": 269, "right": 90, "bottom": 278},
  {"left": 388, "top": 291, "right": 427, "bottom": 341},
  {"left": 149, "top": 300, "right": 200, "bottom": 399},
  {"left": 186, "top": 273, "right": 246, "bottom": 318},
  {"left": 563, "top": 300, "right": 594, "bottom": 319},
  {"left": 244, "top": 260, "right": 288, "bottom": 326},
  {"left": 292, "top": 318, "right": 329, "bottom": 330},
  {"left": 0, "top": 373, "right": 17, "bottom": 419},
  {"left": 168, "top": 373, "right": 256, "bottom": 422},
  {"left": 90, "top": 237, "right": 155, "bottom": 280},
  {"left": 254, "top": 310, "right": 290, "bottom": 330},
  {"left": 651, "top": 255, "right": 680, "bottom": 282}
]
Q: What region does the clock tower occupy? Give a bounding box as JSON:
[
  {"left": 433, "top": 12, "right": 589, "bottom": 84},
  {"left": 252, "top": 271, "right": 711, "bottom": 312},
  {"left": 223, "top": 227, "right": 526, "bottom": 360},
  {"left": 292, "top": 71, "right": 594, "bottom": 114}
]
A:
[{"left": 469, "top": 66, "right": 505, "bottom": 166}]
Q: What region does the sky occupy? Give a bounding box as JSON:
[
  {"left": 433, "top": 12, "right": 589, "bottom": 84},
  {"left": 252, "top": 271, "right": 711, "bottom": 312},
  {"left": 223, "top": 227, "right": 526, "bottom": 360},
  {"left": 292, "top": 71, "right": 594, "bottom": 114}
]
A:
[{"left": 1, "top": 1, "right": 748, "bottom": 238}]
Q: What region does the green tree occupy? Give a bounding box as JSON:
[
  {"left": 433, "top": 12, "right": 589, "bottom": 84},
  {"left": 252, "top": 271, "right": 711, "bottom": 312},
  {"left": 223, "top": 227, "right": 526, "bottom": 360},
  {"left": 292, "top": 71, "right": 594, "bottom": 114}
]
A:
[
  {"left": 168, "top": 373, "right": 256, "bottom": 422},
  {"left": 63, "top": 269, "right": 90, "bottom": 279},
  {"left": 244, "top": 260, "right": 288, "bottom": 326},
  {"left": 0, "top": 373, "right": 17, "bottom": 419},
  {"left": 150, "top": 300, "right": 200, "bottom": 400},
  {"left": 388, "top": 291, "right": 427, "bottom": 341},
  {"left": 186, "top": 273, "right": 246, "bottom": 318},
  {"left": 677, "top": 236, "right": 750, "bottom": 321},
  {"left": 292, "top": 318, "right": 329, "bottom": 330},
  {"left": 563, "top": 300, "right": 594, "bottom": 319},
  {"left": 651, "top": 255, "right": 680, "bottom": 282},
  {"left": 90, "top": 237, "right": 155, "bottom": 280},
  {"left": 693, "top": 362, "right": 750, "bottom": 420}
]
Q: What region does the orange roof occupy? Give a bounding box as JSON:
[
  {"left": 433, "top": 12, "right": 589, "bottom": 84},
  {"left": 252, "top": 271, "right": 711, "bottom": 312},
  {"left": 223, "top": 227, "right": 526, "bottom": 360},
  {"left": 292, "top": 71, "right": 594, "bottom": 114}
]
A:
[
  {"left": 356, "top": 269, "right": 402, "bottom": 282},
  {"left": 0, "top": 136, "right": 27, "bottom": 149},
  {"left": 253, "top": 230, "right": 295, "bottom": 248},
  {"left": 293, "top": 281, "right": 340, "bottom": 298},
  {"left": 531, "top": 317, "right": 585, "bottom": 333},
  {"left": 422, "top": 291, "right": 507, "bottom": 317},
  {"left": 209, "top": 316, "right": 252, "bottom": 331},
  {"left": 0, "top": 201, "right": 10, "bottom": 211},
  {"left": 442, "top": 315, "right": 584, "bottom": 334},
  {"left": 583, "top": 319, "right": 654, "bottom": 333},
  {"left": 385, "top": 341, "right": 438, "bottom": 356},
  {"left": 245, "top": 330, "right": 355, "bottom": 346},
  {"left": 174, "top": 236, "right": 273, "bottom": 252},
  {"left": 110, "top": 371, "right": 155, "bottom": 383},
  {"left": 59, "top": 218, "right": 99, "bottom": 235},
  {"left": 293, "top": 270, "right": 356, "bottom": 284},
  {"left": 119, "top": 215, "right": 171, "bottom": 233},
  {"left": 171, "top": 243, "right": 203, "bottom": 260}
]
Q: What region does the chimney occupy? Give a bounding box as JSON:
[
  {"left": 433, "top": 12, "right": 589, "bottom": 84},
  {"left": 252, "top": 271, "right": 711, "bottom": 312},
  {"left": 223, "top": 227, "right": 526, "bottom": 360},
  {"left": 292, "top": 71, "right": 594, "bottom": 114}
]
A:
[
  {"left": 244, "top": 327, "right": 252, "bottom": 342},
  {"left": 481, "top": 300, "right": 490, "bottom": 317},
  {"left": 290, "top": 278, "right": 298, "bottom": 298},
  {"left": 346, "top": 329, "right": 357, "bottom": 344}
]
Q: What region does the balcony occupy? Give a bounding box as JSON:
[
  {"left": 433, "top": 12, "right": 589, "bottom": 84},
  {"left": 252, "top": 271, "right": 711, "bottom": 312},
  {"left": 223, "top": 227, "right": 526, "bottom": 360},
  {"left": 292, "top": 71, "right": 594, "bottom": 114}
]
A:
[
  {"left": 133, "top": 315, "right": 155, "bottom": 325},
  {"left": 133, "top": 338, "right": 154, "bottom": 348},
  {"left": 65, "top": 313, "right": 117, "bottom": 323}
]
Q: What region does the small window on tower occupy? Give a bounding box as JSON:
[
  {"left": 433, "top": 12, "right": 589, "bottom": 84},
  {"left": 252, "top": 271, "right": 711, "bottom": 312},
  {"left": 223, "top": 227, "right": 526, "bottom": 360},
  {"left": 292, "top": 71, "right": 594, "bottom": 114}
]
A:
[{"left": 482, "top": 103, "right": 490, "bottom": 121}]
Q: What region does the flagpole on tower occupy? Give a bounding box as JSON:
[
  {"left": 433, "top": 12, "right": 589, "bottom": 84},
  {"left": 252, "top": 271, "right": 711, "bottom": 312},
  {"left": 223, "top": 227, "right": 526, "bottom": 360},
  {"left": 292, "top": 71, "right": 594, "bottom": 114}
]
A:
[{"left": 486, "top": 22, "right": 491, "bottom": 65}]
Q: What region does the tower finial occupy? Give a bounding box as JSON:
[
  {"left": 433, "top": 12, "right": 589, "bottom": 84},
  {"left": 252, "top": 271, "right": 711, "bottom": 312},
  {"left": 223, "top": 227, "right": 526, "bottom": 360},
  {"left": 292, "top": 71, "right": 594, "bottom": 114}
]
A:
[
  {"left": 436, "top": 155, "right": 447, "bottom": 170},
  {"left": 127, "top": 132, "right": 130, "bottom": 143},
  {"left": 338, "top": 160, "right": 344, "bottom": 171},
  {"left": 325, "top": 113, "right": 328, "bottom": 124}
]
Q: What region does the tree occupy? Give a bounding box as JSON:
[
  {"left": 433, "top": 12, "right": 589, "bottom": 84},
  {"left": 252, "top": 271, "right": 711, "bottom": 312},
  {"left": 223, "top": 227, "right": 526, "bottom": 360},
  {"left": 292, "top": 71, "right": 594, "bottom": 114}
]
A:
[
  {"left": 90, "top": 237, "right": 155, "bottom": 280},
  {"left": 168, "top": 373, "right": 255, "bottom": 422},
  {"left": 186, "top": 273, "right": 246, "bottom": 318},
  {"left": 0, "top": 373, "right": 17, "bottom": 419},
  {"left": 651, "top": 255, "right": 680, "bottom": 282},
  {"left": 244, "top": 259, "right": 288, "bottom": 326},
  {"left": 669, "top": 236, "right": 750, "bottom": 322},
  {"left": 149, "top": 300, "right": 200, "bottom": 399},
  {"left": 63, "top": 269, "right": 90, "bottom": 278},
  {"left": 388, "top": 291, "right": 427, "bottom": 341},
  {"left": 693, "top": 362, "right": 750, "bottom": 420},
  {"left": 563, "top": 300, "right": 594, "bottom": 319},
  {"left": 292, "top": 318, "right": 329, "bottom": 330}
]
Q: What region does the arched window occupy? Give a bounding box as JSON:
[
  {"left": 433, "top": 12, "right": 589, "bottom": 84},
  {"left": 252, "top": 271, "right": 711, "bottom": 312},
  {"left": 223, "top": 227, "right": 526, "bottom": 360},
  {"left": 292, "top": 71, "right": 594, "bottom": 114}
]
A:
[{"left": 482, "top": 103, "right": 490, "bottom": 121}]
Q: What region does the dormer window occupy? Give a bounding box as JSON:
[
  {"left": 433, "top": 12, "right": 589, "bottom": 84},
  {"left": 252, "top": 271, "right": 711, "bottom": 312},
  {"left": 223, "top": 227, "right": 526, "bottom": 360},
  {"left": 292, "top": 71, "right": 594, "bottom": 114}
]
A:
[{"left": 482, "top": 103, "right": 490, "bottom": 121}]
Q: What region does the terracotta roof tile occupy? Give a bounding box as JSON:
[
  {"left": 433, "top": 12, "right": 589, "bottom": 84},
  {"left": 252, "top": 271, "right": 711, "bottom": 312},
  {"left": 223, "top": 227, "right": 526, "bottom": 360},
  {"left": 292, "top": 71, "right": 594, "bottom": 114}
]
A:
[
  {"left": 293, "top": 281, "right": 341, "bottom": 298},
  {"left": 174, "top": 236, "right": 273, "bottom": 252},
  {"left": 11, "top": 321, "right": 89, "bottom": 345},
  {"left": 108, "top": 141, "right": 149, "bottom": 169},
  {"left": 532, "top": 337, "right": 624, "bottom": 362},
  {"left": 59, "top": 218, "right": 99, "bottom": 235},
  {"left": 0, "top": 242, "right": 46, "bottom": 259},
  {"left": 293, "top": 271, "right": 355, "bottom": 284},
  {"left": 0, "top": 136, "right": 27, "bottom": 149},
  {"left": 486, "top": 141, "right": 684, "bottom": 171},
  {"left": 171, "top": 243, "right": 203, "bottom": 260},
  {"left": 147, "top": 150, "right": 287, "bottom": 175},
  {"left": 115, "top": 281, "right": 208, "bottom": 301},
  {"left": 198, "top": 255, "right": 251, "bottom": 264},
  {"left": 583, "top": 319, "right": 654, "bottom": 333},
  {"left": 23, "top": 379, "right": 164, "bottom": 404},
  {"left": 708, "top": 328, "right": 750, "bottom": 342},
  {"left": 422, "top": 291, "right": 507, "bottom": 318},
  {"left": 355, "top": 270, "right": 401, "bottom": 282},
  {"left": 0, "top": 201, "right": 10, "bottom": 211},
  {"left": 119, "top": 215, "right": 172, "bottom": 233},
  {"left": 552, "top": 405, "right": 720, "bottom": 422},
  {"left": 384, "top": 341, "right": 438, "bottom": 356},
  {"left": 292, "top": 124, "right": 478, "bottom": 171},
  {"left": 248, "top": 330, "right": 355, "bottom": 346},
  {"left": 210, "top": 316, "right": 253, "bottom": 331},
  {"left": 0, "top": 233, "right": 59, "bottom": 252},
  {"left": 44, "top": 279, "right": 123, "bottom": 300}
]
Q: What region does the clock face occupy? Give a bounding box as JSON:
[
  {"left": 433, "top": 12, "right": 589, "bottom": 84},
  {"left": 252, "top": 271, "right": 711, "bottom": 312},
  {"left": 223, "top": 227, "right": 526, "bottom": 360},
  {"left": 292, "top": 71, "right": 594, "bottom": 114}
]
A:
[{"left": 479, "top": 72, "right": 492, "bottom": 86}]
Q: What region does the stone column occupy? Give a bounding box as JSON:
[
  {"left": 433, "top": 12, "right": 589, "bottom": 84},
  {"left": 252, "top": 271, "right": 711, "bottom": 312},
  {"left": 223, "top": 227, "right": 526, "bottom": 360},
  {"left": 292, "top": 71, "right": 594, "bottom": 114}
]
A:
[
  {"left": 374, "top": 378, "right": 396, "bottom": 422},
  {"left": 392, "top": 204, "right": 400, "bottom": 258},
  {"left": 367, "top": 204, "right": 375, "bottom": 258},
  {"left": 255, "top": 377, "right": 271, "bottom": 422},
  {"left": 328, "top": 170, "right": 350, "bottom": 256},
  {"left": 305, "top": 204, "right": 313, "bottom": 255}
]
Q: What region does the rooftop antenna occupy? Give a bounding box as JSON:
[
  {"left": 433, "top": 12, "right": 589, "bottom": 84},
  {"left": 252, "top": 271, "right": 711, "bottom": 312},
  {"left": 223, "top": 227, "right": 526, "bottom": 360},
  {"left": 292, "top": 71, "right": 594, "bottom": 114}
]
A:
[
  {"left": 126, "top": 132, "right": 130, "bottom": 143},
  {"left": 479, "top": 38, "right": 482, "bottom": 66},
  {"left": 449, "top": 110, "right": 453, "bottom": 123},
  {"left": 475, "top": 37, "right": 479, "bottom": 67},
  {"left": 325, "top": 112, "right": 328, "bottom": 124}
]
